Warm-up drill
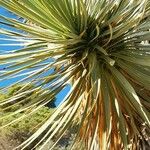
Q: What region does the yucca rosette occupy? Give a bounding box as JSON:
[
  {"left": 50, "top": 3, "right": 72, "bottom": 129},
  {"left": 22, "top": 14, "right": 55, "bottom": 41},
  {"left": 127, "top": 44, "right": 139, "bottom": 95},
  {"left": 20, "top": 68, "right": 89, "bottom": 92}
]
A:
[{"left": 0, "top": 0, "right": 150, "bottom": 149}]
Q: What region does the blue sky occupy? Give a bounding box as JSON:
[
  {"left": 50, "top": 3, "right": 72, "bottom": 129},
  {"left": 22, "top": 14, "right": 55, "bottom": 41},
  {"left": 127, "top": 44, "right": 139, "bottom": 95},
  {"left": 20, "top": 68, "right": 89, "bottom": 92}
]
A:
[
  {"left": 0, "top": 7, "right": 70, "bottom": 106},
  {"left": 0, "top": 7, "right": 21, "bottom": 87}
]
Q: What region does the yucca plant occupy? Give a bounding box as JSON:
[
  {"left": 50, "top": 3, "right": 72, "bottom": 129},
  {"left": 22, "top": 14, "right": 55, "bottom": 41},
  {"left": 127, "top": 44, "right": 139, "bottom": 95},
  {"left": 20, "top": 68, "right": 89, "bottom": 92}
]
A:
[{"left": 0, "top": 0, "right": 150, "bottom": 150}]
